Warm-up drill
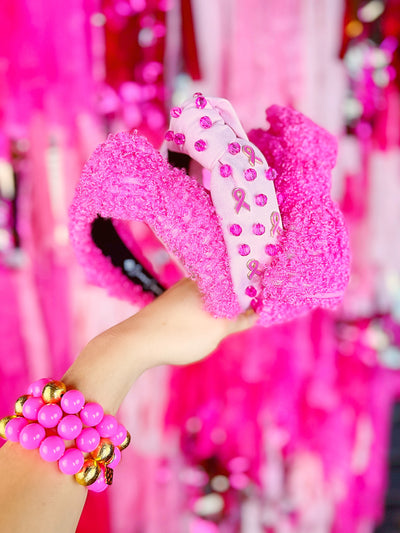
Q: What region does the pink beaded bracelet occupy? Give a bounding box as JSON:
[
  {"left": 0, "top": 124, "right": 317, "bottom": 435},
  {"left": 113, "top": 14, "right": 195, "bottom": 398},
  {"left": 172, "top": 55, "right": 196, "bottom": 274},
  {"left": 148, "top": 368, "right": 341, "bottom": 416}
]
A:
[{"left": 0, "top": 379, "right": 131, "bottom": 492}]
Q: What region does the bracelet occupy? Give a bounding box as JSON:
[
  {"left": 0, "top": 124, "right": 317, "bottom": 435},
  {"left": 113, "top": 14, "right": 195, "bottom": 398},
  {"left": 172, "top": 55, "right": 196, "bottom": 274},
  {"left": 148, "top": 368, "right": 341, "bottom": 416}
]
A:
[{"left": 0, "top": 379, "right": 131, "bottom": 493}]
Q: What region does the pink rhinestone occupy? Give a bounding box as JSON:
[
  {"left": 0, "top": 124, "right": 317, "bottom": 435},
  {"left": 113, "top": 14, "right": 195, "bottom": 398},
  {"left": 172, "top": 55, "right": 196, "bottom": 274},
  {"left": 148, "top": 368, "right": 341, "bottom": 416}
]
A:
[
  {"left": 170, "top": 107, "right": 182, "bottom": 118},
  {"left": 164, "top": 130, "right": 174, "bottom": 141},
  {"left": 194, "top": 139, "right": 207, "bottom": 152},
  {"left": 58, "top": 448, "right": 84, "bottom": 475},
  {"left": 39, "top": 436, "right": 65, "bottom": 462},
  {"left": 174, "top": 133, "right": 185, "bottom": 145},
  {"left": 265, "top": 168, "right": 277, "bottom": 180},
  {"left": 244, "top": 168, "right": 257, "bottom": 181},
  {"left": 238, "top": 244, "right": 250, "bottom": 256},
  {"left": 200, "top": 116, "right": 212, "bottom": 129},
  {"left": 228, "top": 142, "right": 240, "bottom": 155},
  {"left": 229, "top": 224, "right": 242, "bottom": 236},
  {"left": 193, "top": 92, "right": 203, "bottom": 98},
  {"left": 255, "top": 194, "right": 268, "bottom": 206},
  {"left": 253, "top": 223, "right": 265, "bottom": 235},
  {"left": 265, "top": 244, "right": 279, "bottom": 256},
  {"left": 195, "top": 96, "right": 207, "bottom": 109},
  {"left": 220, "top": 164, "right": 232, "bottom": 178},
  {"left": 245, "top": 286, "right": 257, "bottom": 297},
  {"left": 5, "top": 417, "right": 29, "bottom": 442},
  {"left": 250, "top": 298, "right": 260, "bottom": 311}
]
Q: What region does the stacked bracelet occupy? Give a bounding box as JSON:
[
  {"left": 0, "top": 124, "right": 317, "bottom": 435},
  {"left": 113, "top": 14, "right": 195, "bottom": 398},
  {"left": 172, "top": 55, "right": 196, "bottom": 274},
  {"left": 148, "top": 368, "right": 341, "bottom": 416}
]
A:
[{"left": 0, "top": 379, "right": 130, "bottom": 493}]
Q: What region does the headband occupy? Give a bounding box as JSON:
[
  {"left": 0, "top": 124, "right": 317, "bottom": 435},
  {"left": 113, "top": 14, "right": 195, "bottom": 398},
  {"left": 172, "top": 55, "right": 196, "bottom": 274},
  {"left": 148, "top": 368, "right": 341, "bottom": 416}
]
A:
[{"left": 69, "top": 95, "right": 350, "bottom": 326}]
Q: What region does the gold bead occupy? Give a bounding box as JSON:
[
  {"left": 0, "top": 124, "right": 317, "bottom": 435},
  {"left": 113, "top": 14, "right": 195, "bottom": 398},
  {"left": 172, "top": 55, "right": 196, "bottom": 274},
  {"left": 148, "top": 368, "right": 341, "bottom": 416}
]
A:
[
  {"left": 0, "top": 416, "right": 14, "bottom": 440},
  {"left": 118, "top": 431, "right": 131, "bottom": 451},
  {"left": 42, "top": 380, "right": 66, "bottom": 403},
  {"left": 91, "top": 439, "right": 114, "bottom": 463},
  {"left": 74, "top": 459, "right": 101, "bottom": 487},
  {"left": 15, "top": 395, "right": 29, "bottom": 415}
]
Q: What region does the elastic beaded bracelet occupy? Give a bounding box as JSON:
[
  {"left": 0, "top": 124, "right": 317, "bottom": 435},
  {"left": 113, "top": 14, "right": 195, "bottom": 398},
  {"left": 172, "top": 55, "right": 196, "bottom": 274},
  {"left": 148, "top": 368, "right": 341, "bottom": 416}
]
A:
[{"left": 0, "top": 379, "right": 131, "bottom": 492}]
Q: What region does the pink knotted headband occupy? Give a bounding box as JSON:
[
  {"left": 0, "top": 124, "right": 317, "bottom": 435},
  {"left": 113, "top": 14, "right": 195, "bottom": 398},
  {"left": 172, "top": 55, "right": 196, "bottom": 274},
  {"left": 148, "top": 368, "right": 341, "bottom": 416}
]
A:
[{"left": 69, "top": 94, "right": 351, "bottom": 326}]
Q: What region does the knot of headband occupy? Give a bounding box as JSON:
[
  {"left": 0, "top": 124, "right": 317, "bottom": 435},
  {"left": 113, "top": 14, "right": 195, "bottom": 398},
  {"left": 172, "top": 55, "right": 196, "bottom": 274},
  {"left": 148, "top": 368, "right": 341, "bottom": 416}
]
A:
[{"left": 69, "top": 94, "right": 350, "bottom": 326}]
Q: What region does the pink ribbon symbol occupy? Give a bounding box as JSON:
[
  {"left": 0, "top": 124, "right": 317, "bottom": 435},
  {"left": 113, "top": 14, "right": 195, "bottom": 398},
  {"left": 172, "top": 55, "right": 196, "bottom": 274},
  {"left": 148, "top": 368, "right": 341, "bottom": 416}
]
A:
[
  {"left": 247, "top": 259, "right": 263, "bottom": 280},
  {"left": 242, "top": 145, "right": 263, "bottom": 167},
  {"left": 270, "top": 211, "right": 283, "bottom": 237},
  {"left": 232, "top": 188, "right": 251, "bottom": 213}
]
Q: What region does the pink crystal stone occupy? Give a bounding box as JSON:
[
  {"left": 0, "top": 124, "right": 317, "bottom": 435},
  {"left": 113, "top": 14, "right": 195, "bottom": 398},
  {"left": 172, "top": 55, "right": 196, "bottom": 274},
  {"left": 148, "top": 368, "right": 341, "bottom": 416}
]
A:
[
  {"left": 255, "top": 194, "right": 268, "bottom": 206},
  {"left": 194, "top": 139, "right": 207, "bottom": 152},
  {"left": 164, "top": 130, "right": 174, "bottom": 141},
  {"left": 76, "top": 428, "right": 101, "bottom": 453},
  {"left": 27, "top": 378, "right": 51, "bottom": 398},
  {"left": 238, "top": 244, "right": 251, "bottom": 256},
  {"left": 195, "top": 96, "right": 207, "bottom": 109},
  {"left": 22, "top": 397, "right": 44, "bottom": 420},
  {"left": 61, "top": 390, "right": 85, "bottom": 414},
  {"left": 88, "top": 467, "right": 108, "bottom": 492},
  {"left": 111, "top": 424, "right": 128, "bottom": 447},
  {"left": 96, "top": 415, "right": 118, "bottom": 438},
  {"left": 39, "top": 436, "right": 65, "bottom": 462},
  {"left": 5, "top": 417, "right": 29, "bottom": 442},
  {"left": 229, "top": 224, "right": 242, "bottom": 236},
  {"left": 58, "top": 448, "right": 85, "bottom": 475},
  {"left": 228, "top": 142, "right": 240, "bottom": 155},
  {"left": 108, "top": 446, "right": 122, "bottom": 469},
  {"left": 265, "top": 244, "right": 279, "bottom": 256},
  {"left": 245, "top": 286, "right": 257, "bottom": 298},
  {"left": 80, "top": 402, "right": 104, "bottom": 427},
  {"left": 38, "top": 404, "right": 63, "bottom": 428},
  {"left": 19, "top": 423, "right": 46, "bottom": 450},
  {"left": 220, "top": 164, "right": 232, "bottom": 178},
  {"left": 244, "top": 169, "right": 257, "bottom": 181},
  {"left": 174, "top": 133, "right": 185, "bottom": 145},
  {"left": 253, "top": 223, "right": 265, "bottom": 235},
  {"left": 250, "top": 298, "right": 260, "bottom": 311},
  {"left": 57, "top": 414, "right": 83, "bottom": 440},
  {"left": 193, "top": 92, "right": 203, "bottom": 98},
  {"left": 199, "top": 116, "right": 212, "bottom": 129},
  {"left": 170, "top": 107, "right": 182, "bottom": 118},
  {"left": 265, "top": 167, "right": 277, "bottom": 180}
]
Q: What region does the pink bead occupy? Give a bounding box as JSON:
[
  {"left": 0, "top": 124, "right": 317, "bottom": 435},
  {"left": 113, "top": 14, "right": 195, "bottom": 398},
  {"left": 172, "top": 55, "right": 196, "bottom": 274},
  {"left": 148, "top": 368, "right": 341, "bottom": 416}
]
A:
[
  {"left": 111, "top": 424, "right": 127, "bottom": 447},
  {"left": 238, "top": 244, "right": 251, "bottom": 256},
  {"left": 164, "top": 130, "right": 174, "bottom": 141},
  {"left": 39, "top": 436, "right": 65, "bottom": 462},
  {"left": 58, "top": 448, "right": 84, "bottom": 475},
  {"left": 88, "top": 468, "right": 108, "bottom": 493},
  {"left": 22, "top": 397, "right": 44, "bottom": 420},
  {"left": 27, "top": 378, "right": 51, "bottom": 398},
  {"left": 193, "top": 92, "right": 203, "bottom": 98},
  {"left": 61, "top": 390, "right": 85, "bottom": 414},
  {"left": 253, "top": 223, "right": 265, "bottom": 235},
  {"left": 57, "top": 414, "right": 83, "bottom": 440},
  {"left": 80, "top": 402, "right": 104, "bottom": 427},
  {"left": 245, "top": 286, "right": 257, "bottom": 297},
  {"left": 265, "top": 244, "right": 279, "bottom": 256},
  {"left": 38, "top": 404, "right": 63, "bottom": 428},
  {"left": 199, "top": 116, "right": 212, "bottom": 129},
  {"left": 195, "top": 96, "right": 207, "bottom": 109},
  {"left": 170, "top": 106, "right": 182, "bottom": 118},
  {"left": 244, "top": 169, "right": 257, "bottom": 181},
  {"left": 265, "top": 168, "right": 277, "bottom": 180},
  {"left": 194, "top": 139, "right": 207, "bottom": 152},
  {"left": 220, "top": 164, "right": 232, "bottom": 178},
  {"left": 19, "top": 423, "right": 46, "bottom": 450},
  {"left": 76, "top": 427, "right": 101, "bottom": 453},
  {"left": 229, "top": 224, "right": 242, "bottom": 236},
  {"left": 96, "top": 415, "right": 118, "bottom": 438},
  {"left": 228, "top": 142, "right": 241, "bottom": 155},
  {"left": 174, "top": 133, "right": 185, "bottom": 145},
  {"left": 5, "top": 417, "right": 29, "bottom": 442},
  {"left": 255, "top": 194, "right": 268, "bottom": 206},
  {"left": 251, "top": 298, "right": 260, "bottom": 311},
  {"left": 108, "top": 447, "right": 122, "bottom": 469}
]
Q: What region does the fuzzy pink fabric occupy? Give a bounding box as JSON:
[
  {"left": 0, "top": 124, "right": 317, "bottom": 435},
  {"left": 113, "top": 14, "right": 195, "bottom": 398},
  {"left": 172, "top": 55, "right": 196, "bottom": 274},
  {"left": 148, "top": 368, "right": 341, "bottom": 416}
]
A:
[{"left": 69, "top": 104, "right": 350, "bottom": 326}]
